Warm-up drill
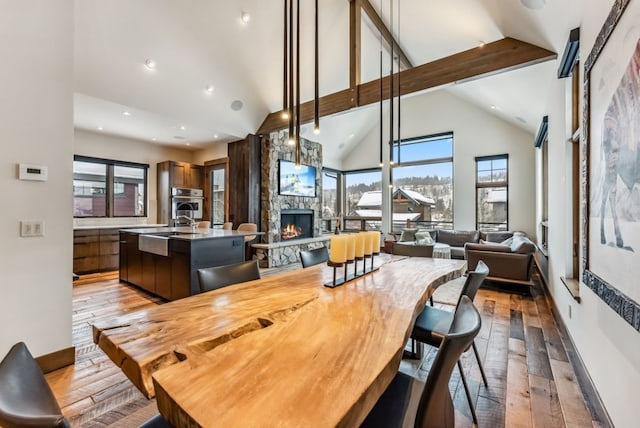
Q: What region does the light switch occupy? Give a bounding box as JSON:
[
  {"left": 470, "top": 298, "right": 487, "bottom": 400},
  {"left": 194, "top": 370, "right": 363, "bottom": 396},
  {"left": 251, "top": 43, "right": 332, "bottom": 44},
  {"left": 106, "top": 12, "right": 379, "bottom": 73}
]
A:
[{"left": 20, "top": 220, "right": 45, "bottom": 237}]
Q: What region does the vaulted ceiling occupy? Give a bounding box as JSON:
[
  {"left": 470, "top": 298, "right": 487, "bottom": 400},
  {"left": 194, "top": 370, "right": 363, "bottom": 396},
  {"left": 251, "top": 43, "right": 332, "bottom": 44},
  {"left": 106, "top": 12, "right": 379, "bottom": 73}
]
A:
[{"left": 73, "top": 0, "right": 584, "bottom": 155}]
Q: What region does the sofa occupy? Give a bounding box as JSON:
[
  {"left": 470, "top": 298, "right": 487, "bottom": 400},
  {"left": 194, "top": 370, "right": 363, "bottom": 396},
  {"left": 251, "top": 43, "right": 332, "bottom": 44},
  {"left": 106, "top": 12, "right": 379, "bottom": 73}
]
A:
[
  {"left": 465, "top": 232, "right": 537, "bottom": 286},
  {"left": 391, "top": 228, "right": 537, "bottom": 286}
]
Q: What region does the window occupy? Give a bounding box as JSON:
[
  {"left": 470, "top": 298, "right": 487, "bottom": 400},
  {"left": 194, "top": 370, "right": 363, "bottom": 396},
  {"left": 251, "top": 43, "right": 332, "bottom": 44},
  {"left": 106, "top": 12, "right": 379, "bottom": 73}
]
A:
[
  {"left": 475, "top": 155, "right": 508, "bottom": 231},
  {"left": 322, "top": 169, "right": 339, "bottom": 218},
  {"left": 73, "top": 156, "right": 148, "bottom": 218},
  {"left": 391, "top": 133, "right": 454, "bottom": 231},
  {"left": 344, "top": 169, "right": 382, "bottom": 230}
]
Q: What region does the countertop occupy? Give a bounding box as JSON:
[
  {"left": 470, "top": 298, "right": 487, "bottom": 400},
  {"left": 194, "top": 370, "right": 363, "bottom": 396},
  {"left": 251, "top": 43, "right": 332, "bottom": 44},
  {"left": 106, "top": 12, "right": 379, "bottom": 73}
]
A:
[
  {"left": 74, "top": 224, "right": 168, "bottom": 231},
  {"left": 123, "top": 226, "right": 262, "bottom": 241}
]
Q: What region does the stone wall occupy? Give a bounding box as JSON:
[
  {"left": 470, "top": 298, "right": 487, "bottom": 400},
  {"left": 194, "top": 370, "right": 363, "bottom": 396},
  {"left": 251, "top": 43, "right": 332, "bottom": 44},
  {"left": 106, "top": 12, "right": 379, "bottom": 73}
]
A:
[{"left": 261, "top": 130, "right": 323, "bottom": 244}]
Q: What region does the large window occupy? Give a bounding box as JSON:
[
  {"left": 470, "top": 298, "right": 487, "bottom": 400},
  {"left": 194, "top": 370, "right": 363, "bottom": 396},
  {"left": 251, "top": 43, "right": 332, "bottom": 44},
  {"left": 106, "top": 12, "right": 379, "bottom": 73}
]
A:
[
  {"left": 73, "top": 156, "right": 148, "bottom": 218},
  {"left": 475, "top": 154, "right": 508, "bottom": 231},
  {"left": 322, "top": 169, "right": 339, "bottom": 218},
  {"left": 391, "top": 133, "right": 454, "bottom": 231},
  {"left": 344, "top": 169, "right": 382, "bottom": 230}
]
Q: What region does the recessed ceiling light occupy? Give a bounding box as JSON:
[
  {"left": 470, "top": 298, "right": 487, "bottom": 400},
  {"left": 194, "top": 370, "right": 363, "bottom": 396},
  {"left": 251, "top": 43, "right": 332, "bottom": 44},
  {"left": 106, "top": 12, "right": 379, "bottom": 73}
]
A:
[
  {"left": 179, "top": 125, "right": 186, "bottom": 131},
  {"left": 490, "top": 105, "right": 496, "bottom": 110},
  {"left": 241, "top": 12, "right": 251, "bottom": 23},
  {"left": 214, "top": 134, "right": 219, "bottom": 139},
  {"left": 144, "top": 59, "right": 156, "bottom": 70},
  {"left": 97, "top": 126, "right": 103, "bottom": 131},
  {"left": 151, "top": 137, "right": 157, "bottom": 141},
  {"left": 478, "top": 40, "right": 486, "bottom": 48},
  {"left": 521, "top": 0, "right": 545, "bottom": 10},
  {"left": 186, "top": 143, "right": 191, "bottom": 146},
  {"left": 123, "top": 111, "right": 131, "bottom": 116},
  {"left": 205, "top": 85, "right": 215, "bottom": 94}
]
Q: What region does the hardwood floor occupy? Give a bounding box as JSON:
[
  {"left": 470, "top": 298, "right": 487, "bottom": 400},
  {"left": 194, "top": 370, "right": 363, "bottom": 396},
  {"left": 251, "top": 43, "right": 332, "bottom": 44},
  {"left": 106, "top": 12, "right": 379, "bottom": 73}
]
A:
[{"left": 46, "top": 269, "right": 606, "bottom": 427}]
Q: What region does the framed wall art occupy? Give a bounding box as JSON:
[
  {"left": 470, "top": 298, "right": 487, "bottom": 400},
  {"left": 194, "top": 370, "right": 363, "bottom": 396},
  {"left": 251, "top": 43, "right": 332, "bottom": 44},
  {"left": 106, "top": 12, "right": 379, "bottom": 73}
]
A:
[{"left": 583, "top": 0, "right": 640, "bottom": 332}]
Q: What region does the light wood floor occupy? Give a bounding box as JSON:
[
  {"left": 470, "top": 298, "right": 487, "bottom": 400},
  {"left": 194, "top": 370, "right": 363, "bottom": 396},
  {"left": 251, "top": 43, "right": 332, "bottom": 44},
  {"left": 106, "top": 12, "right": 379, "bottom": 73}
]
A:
[{"left": 46, "top": 269, "right": 608, "bottom": 427}]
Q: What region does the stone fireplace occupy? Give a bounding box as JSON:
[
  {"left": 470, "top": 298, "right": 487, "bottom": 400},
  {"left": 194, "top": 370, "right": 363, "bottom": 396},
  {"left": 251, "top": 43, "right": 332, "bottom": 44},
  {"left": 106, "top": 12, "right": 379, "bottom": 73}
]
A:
[{"left": 280, "top": 209, "right": 314, "bottom": 241}]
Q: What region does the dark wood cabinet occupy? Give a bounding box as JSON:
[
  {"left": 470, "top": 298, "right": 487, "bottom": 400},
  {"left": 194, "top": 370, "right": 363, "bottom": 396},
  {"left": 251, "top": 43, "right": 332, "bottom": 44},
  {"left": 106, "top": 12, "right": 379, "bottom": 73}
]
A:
[
  {"left": 73, "top": 228, "right": 120, "bottom": 274},
  {"left": 227, "top": 134, "right": 261, "bottom": 229},
  {"left": 157, "top": 161, "right": 205, "bottom": 225}
]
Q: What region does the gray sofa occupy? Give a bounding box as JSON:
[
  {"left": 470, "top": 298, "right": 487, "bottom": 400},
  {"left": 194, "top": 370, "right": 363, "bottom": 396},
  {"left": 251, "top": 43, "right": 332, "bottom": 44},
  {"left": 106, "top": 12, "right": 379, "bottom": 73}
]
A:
[{"left": 392, "top": 228, "right": 537, "bottom": 287}]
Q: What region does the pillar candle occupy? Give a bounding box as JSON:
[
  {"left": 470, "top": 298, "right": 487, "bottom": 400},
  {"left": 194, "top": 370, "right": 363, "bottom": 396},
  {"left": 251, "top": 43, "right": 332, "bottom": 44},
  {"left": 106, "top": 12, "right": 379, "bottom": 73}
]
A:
[
  {"left": 346, "top": 234, "right": 355, "bottom": 261},
  {"left": 329, "top": 235, "right": 347, "bottom": 263},
  {"left": 354, "top": 233, "right": 365, "bottom": 258},
  {"left": 362, "top": 231, "right": 373, "bottom": 255},
  {"left": 370, "top": 231, "right": 380, "bottom": 254}
]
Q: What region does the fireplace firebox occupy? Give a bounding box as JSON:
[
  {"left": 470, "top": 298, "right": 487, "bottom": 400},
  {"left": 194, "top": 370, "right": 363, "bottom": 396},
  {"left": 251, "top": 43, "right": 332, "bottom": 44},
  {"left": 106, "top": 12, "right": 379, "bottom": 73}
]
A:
[{"left": 280, "top": 209, "right": 314, "bottom": 241}]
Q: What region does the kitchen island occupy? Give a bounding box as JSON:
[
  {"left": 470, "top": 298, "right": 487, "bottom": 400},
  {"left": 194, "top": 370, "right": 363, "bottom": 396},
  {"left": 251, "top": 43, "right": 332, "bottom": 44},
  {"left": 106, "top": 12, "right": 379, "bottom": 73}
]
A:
[{"left": 119, "top": 227, "right": 260, "bottom": 301}]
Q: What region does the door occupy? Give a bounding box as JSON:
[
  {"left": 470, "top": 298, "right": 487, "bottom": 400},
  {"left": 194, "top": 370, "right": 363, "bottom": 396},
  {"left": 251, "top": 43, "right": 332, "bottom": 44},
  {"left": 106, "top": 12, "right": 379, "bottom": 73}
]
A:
[{"left": 204, "top": 158, "right": 229, "bottom": 225}]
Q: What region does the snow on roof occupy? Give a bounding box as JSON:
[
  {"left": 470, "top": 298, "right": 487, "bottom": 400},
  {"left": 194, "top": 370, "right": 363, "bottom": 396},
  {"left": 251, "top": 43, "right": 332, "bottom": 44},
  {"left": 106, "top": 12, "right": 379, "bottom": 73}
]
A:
[
  {"left": 354, "top": 210, "right": 421, "bottom": 221},
  {"left": 357, "top": 189, "right": 435, "bottom": 207},
  {"left": 485, "top": 188, "right": 507, "bottom": 203}
]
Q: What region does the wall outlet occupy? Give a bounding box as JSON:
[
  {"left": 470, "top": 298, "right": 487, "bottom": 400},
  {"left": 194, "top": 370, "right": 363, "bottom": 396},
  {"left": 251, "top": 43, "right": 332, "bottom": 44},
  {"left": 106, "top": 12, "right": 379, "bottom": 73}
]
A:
[{"left": 20, "top": 220, "right": 45, "bottom": 237}]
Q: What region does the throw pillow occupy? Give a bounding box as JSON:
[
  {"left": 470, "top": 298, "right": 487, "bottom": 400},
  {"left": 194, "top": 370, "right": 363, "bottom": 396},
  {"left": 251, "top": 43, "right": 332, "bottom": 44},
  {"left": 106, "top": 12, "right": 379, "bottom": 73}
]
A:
[
  {"left": 399, "top": 228, "right": 418, "bottom": 242},
  {"left": 415, "top": 231, "right": 434, "bottom": 244},
  {"left": 500, "top": 236, "right": 514, "bottom": 246}
]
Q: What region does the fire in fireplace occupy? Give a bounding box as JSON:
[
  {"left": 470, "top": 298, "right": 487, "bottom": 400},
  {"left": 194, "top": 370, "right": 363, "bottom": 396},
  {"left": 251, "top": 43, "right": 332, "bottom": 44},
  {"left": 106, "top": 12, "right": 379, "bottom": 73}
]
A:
[{"left": 280, "top": 209, "right": 313, "bottom": 241}]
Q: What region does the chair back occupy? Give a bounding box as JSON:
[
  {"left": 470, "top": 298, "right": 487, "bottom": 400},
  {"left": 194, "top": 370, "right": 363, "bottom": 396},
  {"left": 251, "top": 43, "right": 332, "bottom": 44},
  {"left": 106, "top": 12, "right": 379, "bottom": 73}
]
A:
[
  {"left": 456, "top": 260, "right": 489, "bottom": 306},
  {"left": 197, "top": 260, "right": 260, "bottom": 293},
  {"left": 222, "top": 222, "right": 233, "bottom": 230},
  {"left": 237, "top": 223, "right": 257, "bottom": 242},
  {"left": 299, "top": 247, "right": 329, "bottom": 268},
  {"left": 0, "top": 342, "right": 70, "bottom": 428},
  {"left": 415, "top": 296, "right": 481, "bottom": 428}
]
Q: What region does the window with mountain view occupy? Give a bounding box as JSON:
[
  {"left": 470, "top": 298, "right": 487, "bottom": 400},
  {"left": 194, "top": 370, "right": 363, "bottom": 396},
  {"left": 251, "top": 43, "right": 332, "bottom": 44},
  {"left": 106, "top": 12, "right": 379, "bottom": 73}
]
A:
[
  {"left": 391, "top": 133, "right": 454, "bottom": 231},
  {"left": 344, "top": 169, "right": 382, "bottom": 230},
  {"left": 475, "top": 154, "right": 508, "bottom": 231}
]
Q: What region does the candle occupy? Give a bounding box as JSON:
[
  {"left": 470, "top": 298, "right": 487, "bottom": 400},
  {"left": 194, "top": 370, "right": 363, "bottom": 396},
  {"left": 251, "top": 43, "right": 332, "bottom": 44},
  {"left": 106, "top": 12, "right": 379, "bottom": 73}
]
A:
[
  {"left": 354, "top": 233, "right": 364, "bottom": 258},
  {"left": 370, "top": 231, "right": 380, "bottom": 254},
  {"left": 329, "top": 235, "right": 347, "bottom": 264},
  {"left": 346, "top": 234, "right": 355, "bottom": 261},
  {"left": 363, "top": 231, "right": 372, "bottom": 255}
]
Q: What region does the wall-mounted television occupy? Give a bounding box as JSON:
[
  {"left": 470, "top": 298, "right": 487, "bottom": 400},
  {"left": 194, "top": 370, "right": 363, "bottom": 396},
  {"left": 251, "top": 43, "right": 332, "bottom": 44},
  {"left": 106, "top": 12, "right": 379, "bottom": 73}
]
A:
[{"left": 278, "top": 159, "right": 316, "bottom": 197}]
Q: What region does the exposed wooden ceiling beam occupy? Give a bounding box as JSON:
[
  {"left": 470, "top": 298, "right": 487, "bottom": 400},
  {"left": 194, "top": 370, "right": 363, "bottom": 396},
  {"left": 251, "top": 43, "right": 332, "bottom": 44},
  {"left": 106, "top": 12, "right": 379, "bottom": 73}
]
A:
[
  {"left": 359, "top": 0, "right": 413, "bottom": 69},
  {"left": 257, "top": 37, "right": 556, "bottom": 135}
]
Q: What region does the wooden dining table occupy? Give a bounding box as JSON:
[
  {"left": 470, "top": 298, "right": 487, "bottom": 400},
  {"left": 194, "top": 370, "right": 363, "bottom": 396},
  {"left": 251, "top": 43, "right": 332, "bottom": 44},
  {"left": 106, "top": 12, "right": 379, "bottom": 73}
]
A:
[{"left": 93, "top": 255, "right": 465, "bottom": 427}]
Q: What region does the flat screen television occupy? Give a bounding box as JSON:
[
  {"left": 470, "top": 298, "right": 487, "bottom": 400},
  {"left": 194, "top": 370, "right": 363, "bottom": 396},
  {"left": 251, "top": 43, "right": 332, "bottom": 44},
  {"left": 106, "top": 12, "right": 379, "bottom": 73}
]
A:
[{"left": 278, "top": 159, "right": 316, "bottom": 197}]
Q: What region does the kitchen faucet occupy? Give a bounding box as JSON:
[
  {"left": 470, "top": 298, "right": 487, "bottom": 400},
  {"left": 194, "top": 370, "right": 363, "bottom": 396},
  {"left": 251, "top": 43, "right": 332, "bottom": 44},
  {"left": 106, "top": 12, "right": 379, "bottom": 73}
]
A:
[{"left": 176, "top": 215, "right": 197, "bottom": 228}]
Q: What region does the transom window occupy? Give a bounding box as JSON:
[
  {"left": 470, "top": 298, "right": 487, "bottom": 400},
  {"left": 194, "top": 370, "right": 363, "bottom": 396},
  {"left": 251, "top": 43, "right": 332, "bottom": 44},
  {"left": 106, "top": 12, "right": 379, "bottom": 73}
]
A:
[
  {"left": 73, "top": 155, "right": 148, "bottom": 218},
  {"left": 475, "top": 154, "right": 508, "bottom": 231}
]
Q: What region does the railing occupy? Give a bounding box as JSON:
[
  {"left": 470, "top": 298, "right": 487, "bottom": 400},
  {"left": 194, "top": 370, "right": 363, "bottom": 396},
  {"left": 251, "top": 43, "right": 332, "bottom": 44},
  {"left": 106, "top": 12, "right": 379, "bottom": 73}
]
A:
[
  {"left": 340, "top": 217, "right": 455, "bottom": 233},
  {"left": 476, "top": 222, "right": 508, "bottom": 232}
]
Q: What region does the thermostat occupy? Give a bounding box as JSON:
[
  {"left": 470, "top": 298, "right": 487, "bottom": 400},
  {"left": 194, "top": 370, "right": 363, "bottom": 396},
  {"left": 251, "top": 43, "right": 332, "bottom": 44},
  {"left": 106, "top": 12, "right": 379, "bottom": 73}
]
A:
[{"left": 18, "top": 164, "right": 48, "bottom": 181}]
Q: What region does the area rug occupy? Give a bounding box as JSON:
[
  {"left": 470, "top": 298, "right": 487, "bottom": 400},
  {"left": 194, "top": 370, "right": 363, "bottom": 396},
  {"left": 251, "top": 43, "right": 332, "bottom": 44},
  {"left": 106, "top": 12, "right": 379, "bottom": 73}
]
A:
[{"left": 431, "top": 275, "right": 465, "bottom": 306}]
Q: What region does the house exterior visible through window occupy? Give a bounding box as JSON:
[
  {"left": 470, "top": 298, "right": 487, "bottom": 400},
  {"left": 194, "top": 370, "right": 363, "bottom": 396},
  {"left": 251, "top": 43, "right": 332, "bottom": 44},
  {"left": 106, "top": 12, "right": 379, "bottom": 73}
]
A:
[
  {"left": 344, "top": 169, "right": 382, "bottom": 231},
  {"left": 475, "top": 154, "right": 508, "bottom": 231},
  {"left": 391, "top": 132, "right": 454, "bottom": 231},
  {"left": 73, "top": 155, "right": 148, "bottom": 218}
]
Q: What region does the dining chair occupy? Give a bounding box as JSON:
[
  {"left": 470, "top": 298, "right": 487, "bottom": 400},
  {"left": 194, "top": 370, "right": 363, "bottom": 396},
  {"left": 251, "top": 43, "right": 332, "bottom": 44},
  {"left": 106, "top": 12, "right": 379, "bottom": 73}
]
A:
[
  {"left": 138, "top": 414, "right": 173, "bottom": 427},
  {"left": 237, "top": 222, "right": 258, "bottom": 260},
  {"left": 361, "top": 295, "right": 482, "bottom": 428},
  {"left": 0, "top": 342, "right": 70, "bottom": 428},
  {"left": 197, "top": 260, "right": 261, "bottom": 293},
  {"left": 222, "top": 222, "right": 233, "bottom": 230},
  {"left": 299, "top": 246, "right": 329, "bottom": 268},
  {"left": 409, "top": 260, "right": 489, "bottom": 425}
]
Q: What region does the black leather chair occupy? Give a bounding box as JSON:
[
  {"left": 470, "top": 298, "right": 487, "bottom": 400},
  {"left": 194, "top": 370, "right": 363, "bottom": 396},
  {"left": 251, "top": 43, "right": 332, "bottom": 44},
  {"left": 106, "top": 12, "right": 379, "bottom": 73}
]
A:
[
  {"left": 410, "top": 260, "right": 489, "bottom": 425},
  {"left": 138, "top": 414, "right": 173, "bottom": 427},
  {"left": 197, "top": 260, "right": 261, "bottom": 293},
  {"left": 299, "top": 246, "right": 329, "bottom": 268},
  {"left": 0, "top": 342, "right": 70, "bottom": 428},
  {"left": 361, "top": 296, "right": 482, "bottom": 428}
]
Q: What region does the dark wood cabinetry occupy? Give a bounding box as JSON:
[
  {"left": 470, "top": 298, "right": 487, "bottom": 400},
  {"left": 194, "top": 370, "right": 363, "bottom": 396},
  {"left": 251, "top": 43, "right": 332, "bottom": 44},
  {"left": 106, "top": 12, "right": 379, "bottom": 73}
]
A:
[
  {"left": 227, "top": 135, "right": 261, "bottom": 228},
  {"left": 119, "top": 231, "right": 244, "bottom": 301},
  {"left": 157, "top": 161, "right": 204, "bottom": 225},
  {"left": 73, "top": 229, "right": 120, "bottom": 274}
]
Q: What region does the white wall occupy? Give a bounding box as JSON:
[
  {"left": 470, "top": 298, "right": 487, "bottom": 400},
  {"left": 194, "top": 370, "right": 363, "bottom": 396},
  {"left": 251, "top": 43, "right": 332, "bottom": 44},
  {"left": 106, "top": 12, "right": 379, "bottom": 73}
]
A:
[
  {"left": 343, "top": 90, "right": 536, "bottom": 236},
  {"left": 0, "top": 2, "right": 74, "bottom": 357},
  {"left": 193, "top": 142, "right": 228, "bottom": 165},
  {"left": 539, "top": 1, "right": 640, "bottom": 426},
  {"left": 74, "top": 129, "right": 195, "bottom": 224}
]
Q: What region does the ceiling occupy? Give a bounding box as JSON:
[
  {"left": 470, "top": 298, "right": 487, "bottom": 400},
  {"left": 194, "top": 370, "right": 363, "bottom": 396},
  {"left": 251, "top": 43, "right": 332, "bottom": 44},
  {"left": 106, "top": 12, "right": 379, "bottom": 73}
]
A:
[{"left": 73, "top": 0, "right": 585, "bottom": 155}]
